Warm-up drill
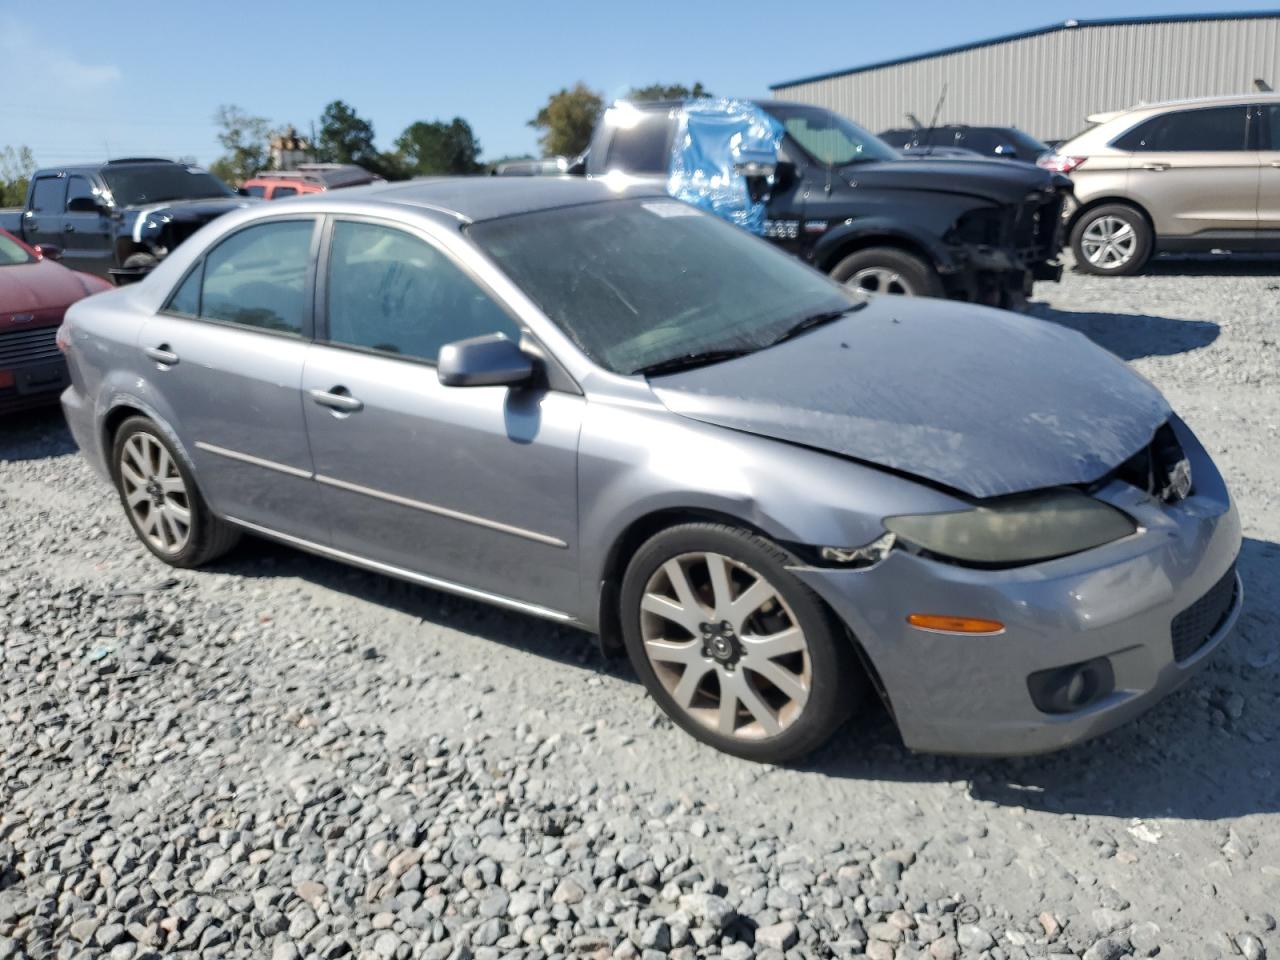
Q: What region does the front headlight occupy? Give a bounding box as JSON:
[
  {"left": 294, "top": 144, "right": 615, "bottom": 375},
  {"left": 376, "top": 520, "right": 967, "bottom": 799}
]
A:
[{"left": 884, "top": 489, "right": 1136, "bottom": 565}]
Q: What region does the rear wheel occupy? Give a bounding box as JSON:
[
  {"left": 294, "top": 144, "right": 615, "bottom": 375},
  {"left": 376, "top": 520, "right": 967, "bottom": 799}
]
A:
[
  {"left": 111, "top": 417, "right": 240, "bottom": 567},
  {"left": 829, "top": 246, "right": 944, "bottom": 298},
  {"left": 1070, "top": 204, "right": 1152, "bottom": 276},
  {"left": 620, "top": 523, "right": 864, "bottom": 763}
]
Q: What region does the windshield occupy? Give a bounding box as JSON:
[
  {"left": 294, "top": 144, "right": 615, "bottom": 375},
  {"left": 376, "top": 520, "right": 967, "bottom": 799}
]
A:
[
  {"left": 761, "top": 103, "right": 899, "bottom": 166},
  {"left": 0, "top": 232, "right": 35, "bottom": 266},
  {"left": 468, "top": 198, "right": 858, "bottom": 376},
  {"left": 101, "top": 165, "right": 233, "bottom": 206}
]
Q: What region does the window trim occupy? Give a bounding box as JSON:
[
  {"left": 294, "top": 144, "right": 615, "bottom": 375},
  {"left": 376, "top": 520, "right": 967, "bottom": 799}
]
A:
[
  {"left": 157, "top": 215, "right": 321, "bottom": 340},
  {"left": 314, "top": 213, "right": 530, "bottom": 369}
]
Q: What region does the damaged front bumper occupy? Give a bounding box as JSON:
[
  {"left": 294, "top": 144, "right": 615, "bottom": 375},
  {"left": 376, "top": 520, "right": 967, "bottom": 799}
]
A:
[{"left": 791, "top": 420, "right": 1242, "bottom": 757}]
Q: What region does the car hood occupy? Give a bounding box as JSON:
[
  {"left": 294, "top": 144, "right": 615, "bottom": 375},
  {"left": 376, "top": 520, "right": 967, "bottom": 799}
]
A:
[
  {"left": 649, "top": 297, "right": 1170, "bottom": 499},
  {"left": 0, "top": 259, "right": 94, "bottom": 322},
  {"left": 122, "top": 196, "right": 254, "bottom": 220},
  {"left": 842, "top": 157, "right": 1068, "bottom": 204}
]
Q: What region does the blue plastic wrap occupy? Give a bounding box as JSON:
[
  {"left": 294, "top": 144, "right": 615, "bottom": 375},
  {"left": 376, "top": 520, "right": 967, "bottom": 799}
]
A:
[{"left": 667, "top": 98, "right": 784, "bottom": 236}]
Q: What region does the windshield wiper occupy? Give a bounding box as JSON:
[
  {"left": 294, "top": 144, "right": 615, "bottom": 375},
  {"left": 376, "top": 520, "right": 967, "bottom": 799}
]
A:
[
  {"left": 769, "top": 306, "right": 860, "bottom": 346},
  {"left": 633, "top": 348, "right": 753, "bottom": 377}
]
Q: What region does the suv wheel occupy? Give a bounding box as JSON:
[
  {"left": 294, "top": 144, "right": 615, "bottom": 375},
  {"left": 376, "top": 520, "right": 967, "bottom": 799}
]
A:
[
  {"left": 1070, "top": 204, "right": 1152, "bottom": 276},
  {"left": 111, "top": 417, "right": 240, "bottom": 567},
  {"left": 830, "top": 247, "right": 944, "bottom": 298},
  {"left": 620, "top": 523, "right": 865, "bottom": 763}
]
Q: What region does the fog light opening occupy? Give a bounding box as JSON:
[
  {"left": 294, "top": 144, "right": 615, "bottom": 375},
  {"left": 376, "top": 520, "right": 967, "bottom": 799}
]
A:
[{"left": 1028, "top": 656, "right": 1116, "bottom": 715}]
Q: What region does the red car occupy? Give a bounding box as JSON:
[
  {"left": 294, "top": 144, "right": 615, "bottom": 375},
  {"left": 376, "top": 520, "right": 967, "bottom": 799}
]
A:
[{"left": 0, "top": 229, "right": 111, "bottom": 413}]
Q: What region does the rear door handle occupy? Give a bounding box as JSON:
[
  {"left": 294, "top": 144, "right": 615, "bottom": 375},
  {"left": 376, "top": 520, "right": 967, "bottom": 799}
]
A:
[
  {"left": 1141, "top": 163, "right": 1169, "bottom": 171},
  {"left": 308, "top": 387, "right": 363, "bottom": 413},
  {"left": 144, "top": 344, "right": 179, "bottom": 366}
]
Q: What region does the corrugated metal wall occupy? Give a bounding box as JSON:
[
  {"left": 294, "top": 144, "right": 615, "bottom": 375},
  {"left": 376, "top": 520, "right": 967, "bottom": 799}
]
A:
[{"left": 771, "top": 17, "right": 1280, "bottom": 141}]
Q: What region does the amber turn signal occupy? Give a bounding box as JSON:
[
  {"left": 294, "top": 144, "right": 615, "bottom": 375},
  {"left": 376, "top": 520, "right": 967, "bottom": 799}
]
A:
[{"left": 906, "top": 614, "right": 1005, "bottom": 635}]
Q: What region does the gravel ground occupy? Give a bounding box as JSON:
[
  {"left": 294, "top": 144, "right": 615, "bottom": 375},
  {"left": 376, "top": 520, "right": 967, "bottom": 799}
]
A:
[{"left": 2, "top": 260, "right": 1278, "bottom": 960}]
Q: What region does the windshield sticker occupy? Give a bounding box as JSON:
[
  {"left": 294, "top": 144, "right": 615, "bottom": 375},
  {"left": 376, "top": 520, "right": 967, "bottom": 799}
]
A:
[{"left": 642, "top": 201, "right": 699, "bottom": 218}]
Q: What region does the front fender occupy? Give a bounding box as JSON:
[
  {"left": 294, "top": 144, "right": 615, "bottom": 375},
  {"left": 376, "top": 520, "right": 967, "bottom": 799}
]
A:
[
  {"left": 811, "top": 216, "right": 957, "bottom": 273},
  {"left": 576, "top": 396, "right": 966, "bottom": 626}
]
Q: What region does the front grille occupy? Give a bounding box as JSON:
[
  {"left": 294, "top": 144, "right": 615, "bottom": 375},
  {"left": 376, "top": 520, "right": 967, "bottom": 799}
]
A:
[
  {"left": 1171, "top": 564, "right": 1238, "bottom": 662},
  {"left": 0, "top": 325, "right": 60, "bottom": 368},
  {"left": 1012, "top": 190, "right": 1066, "bottom": 259}
]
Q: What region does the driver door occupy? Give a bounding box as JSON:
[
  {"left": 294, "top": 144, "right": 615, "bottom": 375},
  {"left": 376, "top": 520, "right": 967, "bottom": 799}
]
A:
[{"left": 301, "top": 217, "right": 584, "bottom": 616}]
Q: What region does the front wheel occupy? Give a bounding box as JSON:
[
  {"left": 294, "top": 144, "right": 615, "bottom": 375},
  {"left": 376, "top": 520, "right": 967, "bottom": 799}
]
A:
[
  {"left": 829, "top": 246, "right": 944, "bottom": 298},
  {"left": 1070, "top": 204, "right": 1152, "bottom": 276},
  {"left": 620, "top": 523, "right": 865, "bottom": 763}
]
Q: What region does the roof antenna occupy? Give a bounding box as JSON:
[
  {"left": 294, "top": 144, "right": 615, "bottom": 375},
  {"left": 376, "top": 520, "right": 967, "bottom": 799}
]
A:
[
  {"left": 1255, "top": 78, "right": 1273, "bottom": 92},
  {"left": 922, "top": 83, "right": 947, "bottom": 156},
  {"left": 906, "top": 112, "right": 923, "bottom": 130}
]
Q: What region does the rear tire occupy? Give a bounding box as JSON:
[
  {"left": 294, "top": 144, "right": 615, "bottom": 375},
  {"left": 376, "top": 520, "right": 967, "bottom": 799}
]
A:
[
  {"left": 620, "top": 522, "right": 865, "bottom": 763},
  {"left": 111, "top": 416, "right": 240, "bottom": 568},
  {"left": 1070, "top": 203, "right": 1152, "bottom": 276},
  {"left": 829, "top": 246, "right": 944, "bottom": 298}
]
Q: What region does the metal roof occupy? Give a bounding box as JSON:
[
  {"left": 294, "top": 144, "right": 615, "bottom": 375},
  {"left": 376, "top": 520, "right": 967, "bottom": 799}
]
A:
[{"left": 770, "top": 11, "right": 1280, "bottom": 89}]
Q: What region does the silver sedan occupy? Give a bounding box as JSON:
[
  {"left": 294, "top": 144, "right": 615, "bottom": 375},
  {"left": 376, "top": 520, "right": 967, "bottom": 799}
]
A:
[{"left": 58, "top": 178, "right": 1242, "bottom": 762}]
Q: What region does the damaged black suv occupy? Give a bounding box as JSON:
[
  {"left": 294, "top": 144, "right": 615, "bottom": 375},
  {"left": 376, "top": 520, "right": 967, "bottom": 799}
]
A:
[
  {"left": 0, "top": 159, "right": 253, "bottom": 285},
  {"left": 584, "top": 100, "right": 1072, "bottom": 307}
]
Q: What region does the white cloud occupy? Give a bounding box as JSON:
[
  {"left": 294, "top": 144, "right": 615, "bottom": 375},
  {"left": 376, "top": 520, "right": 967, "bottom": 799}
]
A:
[{"left": 0, "top": 17, "right": 121, "bottom": 90}]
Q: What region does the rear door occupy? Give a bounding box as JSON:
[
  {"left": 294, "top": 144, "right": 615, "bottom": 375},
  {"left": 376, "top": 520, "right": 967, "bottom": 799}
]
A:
[
  {"left": 138, "top": 217, "right": 325, "bottom": 537},
  {"left": 300, "top": 216, "right": 584, "bottom": 616},
  {"left": 60, "top": 175, "right": 114, "bottom": 275},
  {"left": 1117, "top": 104, "right": 1257, "bottom": 240}
]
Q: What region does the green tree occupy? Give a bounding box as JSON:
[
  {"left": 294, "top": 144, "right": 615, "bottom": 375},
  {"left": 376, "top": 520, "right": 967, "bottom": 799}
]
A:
[
  {"left": 395, "top": 118, "right": 483, "bottom": 175},
  {"left": 0, "top": 145, "right": 36, "bottom": 207},
  {"left": 626, "top": 82, "right": 713, "bottom": 102},
  {"left": 317, "top": 100, "right": 379, "bottom": 168},
  {"left": 210, "top": 105, "right": 271, "bottom": 186},
  {"left": 528, "top": 83, "right": 603, "bottom": 157}
]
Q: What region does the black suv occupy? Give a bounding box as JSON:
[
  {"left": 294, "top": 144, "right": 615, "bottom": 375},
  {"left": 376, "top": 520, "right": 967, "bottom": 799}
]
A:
[
  {"left": 880, "top": 125, "right": 1051, "bottom": 164},
  {"left": 584, "top": 101, "right": 1069, "bottom": 307},
  {"left": 0, "top": 159, "right": 252, "bottom": 284}
]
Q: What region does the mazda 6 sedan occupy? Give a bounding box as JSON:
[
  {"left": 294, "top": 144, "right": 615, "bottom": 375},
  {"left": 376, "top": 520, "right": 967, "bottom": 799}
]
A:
[{"left": 59, "top": 178, "right": 1242, "bottom": 762}]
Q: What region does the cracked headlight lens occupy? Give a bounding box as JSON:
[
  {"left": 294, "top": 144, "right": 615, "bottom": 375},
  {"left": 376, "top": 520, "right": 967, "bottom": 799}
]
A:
[{"left": 884, "top": 489, "right": 1136, "bottom": 565}]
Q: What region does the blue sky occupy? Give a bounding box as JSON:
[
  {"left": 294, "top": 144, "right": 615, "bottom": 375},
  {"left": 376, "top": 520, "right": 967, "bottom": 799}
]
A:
[{"left": 2, "top": 1, "right": 1275, "bottom": 168}]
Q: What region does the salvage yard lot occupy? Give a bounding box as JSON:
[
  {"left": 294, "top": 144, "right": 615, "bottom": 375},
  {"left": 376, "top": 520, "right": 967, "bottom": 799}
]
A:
[{"left": 1, "top": 262, "right": 1277, "bottom": 959}]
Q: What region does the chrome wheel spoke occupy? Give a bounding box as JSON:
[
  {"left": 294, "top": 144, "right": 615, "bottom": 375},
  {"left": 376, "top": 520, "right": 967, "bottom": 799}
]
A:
[
  {"left": 644, "top": 637, "right": 701, "bottom": 665},
  {"left": 165, "top": 500, "right": 191, "bottom": 526},
  {"left": 728, "top": 577, "right": 775, "bottom": 632},
  {"left": 743, "top": 625, "right": 806, "bottom": 659},
  {"left": 120, "top": 431, "right": 191, "bottom": 555},
  {"left": 641, "top": 592, "right": 704, "bottom": 638},
  {"left": 723, "top": 670, "right": 781, "bottom": 737},
  {"left": 671, "top": 662, "right": 713, "bottom": 708},
  {"left": 704, "top": 553, "right": 734, "bottom": 618},
  {"left": 748, "top": 659, "right": 810, "bottom": 708}
]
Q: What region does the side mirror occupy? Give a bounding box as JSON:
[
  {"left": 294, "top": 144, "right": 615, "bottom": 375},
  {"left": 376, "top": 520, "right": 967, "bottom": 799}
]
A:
[
  {"left": 438, "top": 334, "right": 533, "bottom": 388},
  {"left": 66, "top": 196, "right": 104, "bottom": 214},
  {"left": 34, "top": 244, "right": 62, "bottom": 261}
]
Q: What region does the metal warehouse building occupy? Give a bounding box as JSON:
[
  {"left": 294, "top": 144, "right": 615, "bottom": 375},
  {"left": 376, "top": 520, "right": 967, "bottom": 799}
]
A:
[{"left": 770, "top": 11, "right": 1280, "bottom": 142}]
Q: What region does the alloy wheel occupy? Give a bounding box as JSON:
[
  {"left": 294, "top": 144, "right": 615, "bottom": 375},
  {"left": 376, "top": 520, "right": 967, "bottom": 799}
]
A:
[
  {"left": 639, "top": 552, "right": 812, "bottom": 740},
  {"left": 119, "top": 432, "right": 191, "bottom": 554},
  {"left": 1080, "top": 215, "right": 1138, "bottom": 269},
  {"left": 849, "top": 266, "right": 916, "bottom": 296}
]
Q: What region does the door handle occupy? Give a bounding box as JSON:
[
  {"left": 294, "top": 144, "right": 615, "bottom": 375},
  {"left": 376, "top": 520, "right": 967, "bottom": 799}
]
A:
[
  {"left": 64, "top": 224, "right": 76, "bottom": 233},
  {"left": 1270, "top": 161, "right": 1280, "bottom": 168},
  {"left": 308, "top": 387, "right": 363, "bottom": 413},
  {"left": 1141, "top": 163, "right": 1169, "bottom": 171},
  {"left": 144, "top": 344, "right": 179, "bottom": 366}
]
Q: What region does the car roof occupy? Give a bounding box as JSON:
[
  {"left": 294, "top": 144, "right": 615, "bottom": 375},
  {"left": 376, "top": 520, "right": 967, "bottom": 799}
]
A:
[
  {"left": 1116, "top": 91, "right": 1280, "bottom": 116},
  {"left": 326, "top": 176, "right": 666, "bottom": 223}
]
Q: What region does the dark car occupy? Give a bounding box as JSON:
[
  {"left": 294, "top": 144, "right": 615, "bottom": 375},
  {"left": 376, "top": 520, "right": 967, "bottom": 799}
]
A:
[
  {"left": 585, "top": 100, "right": 1069, "bottom": 307},
  {"left": 0, "top": 159, "right": 253, "bottom": 285},
  {"left": 880, "top": 125, "right": 1052, "bottom": 164},
  {"left": 0, "top": 229, "right": 110, "bottom": 412}
]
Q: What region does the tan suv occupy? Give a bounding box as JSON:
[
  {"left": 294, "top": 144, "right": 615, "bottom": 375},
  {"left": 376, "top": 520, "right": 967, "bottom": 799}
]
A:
[{"left": 1041, "top": 93, "right": 1280, "bottom": 275}]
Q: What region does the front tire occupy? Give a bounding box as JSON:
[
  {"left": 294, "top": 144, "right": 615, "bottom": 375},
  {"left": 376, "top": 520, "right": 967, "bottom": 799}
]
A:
[
  {"left": 620, "top": 523, "right": 864, "bottom": 763},
  {"left": 829, "top": 246, "right": 944, "bottom": 298},
  {"left": 111, "top": 417, "right": 240, "bottom": 567},
  {"left": 1070, "top": 203, "right": 1152, "bottom": 276}
]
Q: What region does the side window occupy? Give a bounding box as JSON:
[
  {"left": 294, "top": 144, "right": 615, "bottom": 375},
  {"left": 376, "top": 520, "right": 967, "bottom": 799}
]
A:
[
  {"left": 1267, "top": 105, "right": 1280, "bottom": 150},
  {"left": 1119, "top": 106, "right": 1248, "bottom": 152},
  {"left": 244, "top": 185, "right": 266, "bottom": 198},
  {"left": 65, "top": 176, "right": 96, "bottom": 210},
  {"left": 272, "top": 186, "right": 297, "bottom": 199},
  {"left": 166, "top": 262, "right": 203, "bottom": 317},
  {"left": 604, "top": 115, "right": 674, "bottom": 174},
  {"left": 325, "top": 220, "right": 521, "bottom": 362},
  {"left": 200, "top": 219, "right": 314, "bottom": 335},
  {"left": 30, "top": 177, "right": 66, "bottom": 213}
]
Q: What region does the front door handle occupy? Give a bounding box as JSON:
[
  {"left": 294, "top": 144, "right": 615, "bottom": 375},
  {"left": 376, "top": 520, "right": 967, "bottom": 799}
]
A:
[
  {"left": 308, "top": 387, "right": 364, "bottom": 413},
  {"left": 1141, "top": 162, "right": 1169, "bottom": 171},
  {"left": 144, "top": 344, "right": 179, "bottom": 366}
]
